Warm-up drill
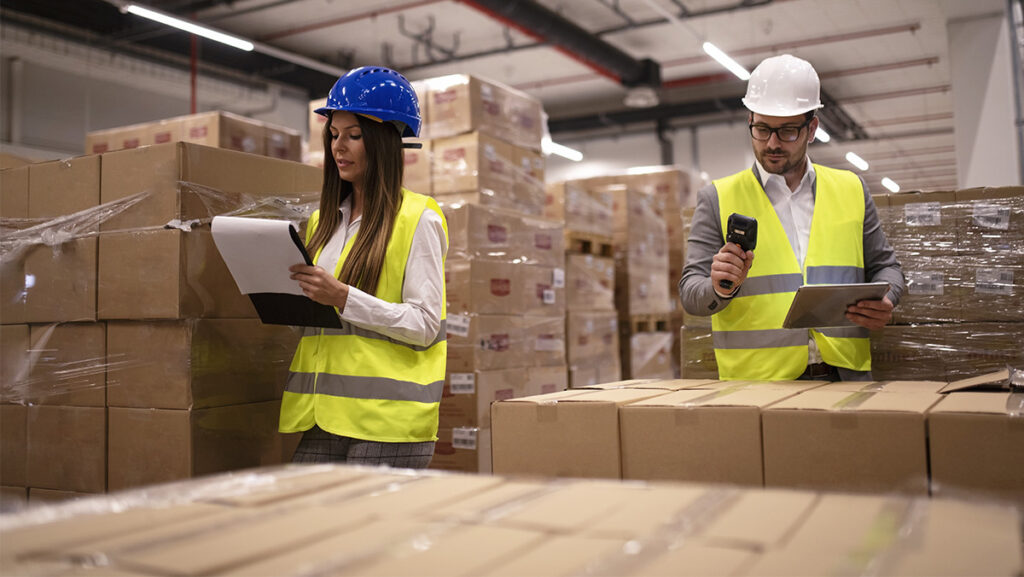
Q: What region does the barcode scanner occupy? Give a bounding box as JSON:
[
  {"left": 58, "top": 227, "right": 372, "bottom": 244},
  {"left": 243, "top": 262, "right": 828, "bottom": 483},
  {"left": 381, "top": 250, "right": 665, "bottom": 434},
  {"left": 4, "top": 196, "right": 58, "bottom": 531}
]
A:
[{"left": 719, "top": 213, "right": 757, "bottom": 291}]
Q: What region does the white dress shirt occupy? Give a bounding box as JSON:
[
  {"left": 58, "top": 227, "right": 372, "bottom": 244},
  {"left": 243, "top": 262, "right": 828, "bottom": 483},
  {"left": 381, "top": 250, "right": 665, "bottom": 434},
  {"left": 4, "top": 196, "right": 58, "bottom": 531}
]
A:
[
  {"left": 754, "top": 157, "right": 823, "bottom": 365},
  {"left": 316, "top": 195, "right": 448, "bottom": 348}
]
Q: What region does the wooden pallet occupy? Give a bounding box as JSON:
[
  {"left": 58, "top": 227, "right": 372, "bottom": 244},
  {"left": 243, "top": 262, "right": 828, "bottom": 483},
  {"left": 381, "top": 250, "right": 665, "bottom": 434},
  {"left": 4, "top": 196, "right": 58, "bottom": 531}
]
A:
[
  {"left": 565, "top": 231, "right": 614, "bottom": 257},
  {"left": 621, "top": 313, "right": 673, "bottom": 333}
]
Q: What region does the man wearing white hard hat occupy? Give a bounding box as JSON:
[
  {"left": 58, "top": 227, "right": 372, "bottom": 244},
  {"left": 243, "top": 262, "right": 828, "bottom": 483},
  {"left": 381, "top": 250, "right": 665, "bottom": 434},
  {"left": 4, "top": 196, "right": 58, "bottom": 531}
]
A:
[{"left": 679, "top": 54, "right": 904, "bottom": 381}]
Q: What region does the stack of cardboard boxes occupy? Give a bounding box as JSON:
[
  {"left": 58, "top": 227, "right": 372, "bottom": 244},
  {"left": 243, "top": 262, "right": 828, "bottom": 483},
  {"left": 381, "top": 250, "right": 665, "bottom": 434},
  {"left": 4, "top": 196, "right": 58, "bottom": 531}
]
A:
[
  {"left": 86, "top": 110, "right": 302, "bottom": 162},
  {"left": 2, "top": 464, "right": 1019, "bottom": 576},
  {"left": 873, "top": 186, "right": 1023, "bottom": 380},
  {"left": 492, "top": 373, "right": 1024, "bottom": 510},
  {"left": 0, "top": 142, "right": 320, "bottom": 505}
]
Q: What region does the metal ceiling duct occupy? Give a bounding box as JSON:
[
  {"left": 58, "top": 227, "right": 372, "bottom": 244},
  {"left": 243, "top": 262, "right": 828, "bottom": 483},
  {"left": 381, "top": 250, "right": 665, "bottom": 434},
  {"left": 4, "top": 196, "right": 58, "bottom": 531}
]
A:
[{"left": 462, "top": 0, "right": 661, "bottom": 89}]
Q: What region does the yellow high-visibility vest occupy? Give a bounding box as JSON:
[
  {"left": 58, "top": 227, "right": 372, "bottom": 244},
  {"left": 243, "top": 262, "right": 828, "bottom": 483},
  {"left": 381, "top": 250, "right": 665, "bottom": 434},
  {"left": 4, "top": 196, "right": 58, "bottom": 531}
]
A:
[
  {"left": 711, "top": 165, "right": 870, "bottom": 380},
  {"left": 279, "top": 189, "right": 448, "bottom": 442}
]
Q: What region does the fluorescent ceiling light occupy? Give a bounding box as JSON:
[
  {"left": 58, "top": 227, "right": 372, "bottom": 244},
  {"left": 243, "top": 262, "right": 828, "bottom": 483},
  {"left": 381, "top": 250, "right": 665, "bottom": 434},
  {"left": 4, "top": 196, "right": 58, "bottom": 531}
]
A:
[
  {"left": 626, "top": 165, "right": 670, "bottom": 175},
  {"left": 624, "top": 86, "right": 659, "bottom": 108},
  {"left": 124, "top": 4, "right": 254, "bottom": 51},
  {"left": 814, "top": 127, "right": 831, "bottom": 143},
  {"left": 542, "top": 137, "right": 583, "bottom": 162},
  {"left": 845, "top": 152, "right": 869, "bottom": 171},
  {"left": 881, "top": 177, "right": 900, "bottom": 193},
  {"left": 702, "top": 42, "right": 750, "bottom": 81}
]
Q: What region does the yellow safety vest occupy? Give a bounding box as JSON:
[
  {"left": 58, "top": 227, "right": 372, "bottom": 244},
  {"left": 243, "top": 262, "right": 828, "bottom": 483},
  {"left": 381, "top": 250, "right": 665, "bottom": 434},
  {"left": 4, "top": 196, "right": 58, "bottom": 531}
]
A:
[
  {"left": 711, "top": 165, "right": 870, "bottom": 380},
  {"left": 279, "top": 189, "right": 448, "bottom": 442}
]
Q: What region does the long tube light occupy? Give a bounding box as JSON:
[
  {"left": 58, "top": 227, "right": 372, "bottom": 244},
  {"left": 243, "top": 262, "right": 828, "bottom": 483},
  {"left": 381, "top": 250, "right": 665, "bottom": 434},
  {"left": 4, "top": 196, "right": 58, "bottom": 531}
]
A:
[
  {"left": 845, "top": 151, "right": 869, "bottom": 171},
  {"left": 702, "top": 42, "right": 750, "bottom": 81},
  {"left": 542, "top": 137, "right": 583, "bottom": 162},
  {"left": 124, "top": 4, "right": 254, "bottom": 51},
  {"left": 815, "top": 127, "right": 831, "bottom": 143},
  {"left": 881, "top": 177, "right": 900, "bottom": 192}
]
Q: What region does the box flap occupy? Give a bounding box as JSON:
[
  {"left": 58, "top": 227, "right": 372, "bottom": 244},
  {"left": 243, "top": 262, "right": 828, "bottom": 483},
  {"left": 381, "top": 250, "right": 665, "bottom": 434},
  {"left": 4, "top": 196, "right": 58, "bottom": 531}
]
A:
[
  {"left": 929, "top": 391, "right": 1024, "bottom": 416},
  {"left": 702, "top": 489, "right": 818, "bottom": 548},
  {"left": 689, "top": 380, "right": 827, "bottom": 391},
  {"left": 626, "top": 387, "right": 798, "bottom": 409},
  {"left": 768, "top": 390, "right": 940, "bottom": 413},
  {"left": 939, "top": 369, "right": 1010, "bottom": 393},
  {"left": 820, "top": 381, "right": 948, "bottom": 394}
]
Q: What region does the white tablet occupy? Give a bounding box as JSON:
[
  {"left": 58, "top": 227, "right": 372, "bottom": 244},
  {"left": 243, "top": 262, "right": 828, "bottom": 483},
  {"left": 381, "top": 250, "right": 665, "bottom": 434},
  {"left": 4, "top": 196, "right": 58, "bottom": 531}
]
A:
[{"left": 782, "top": 282, "right": 890, "bottom": 329}]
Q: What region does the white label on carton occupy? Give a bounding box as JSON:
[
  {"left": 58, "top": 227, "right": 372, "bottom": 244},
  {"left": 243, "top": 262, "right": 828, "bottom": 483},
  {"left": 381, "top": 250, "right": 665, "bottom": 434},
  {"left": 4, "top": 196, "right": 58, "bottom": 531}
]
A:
[
  {"left": 908, "top": 271, "right": 944, "bottom": 295},
  {"left": 452, "top": 427, "right": 477, "bottom": 450},
  {"left": 535, "top": 337, "right": 564, "bottom": 351},
  {"left": 975, "top": 269, "right": 1015, "bottom": 296},
  {"left": 542, "top": 289, "right": 556, "bottom": 304},
  {"left": 552, "top": 268, "right": 565, "bottom": 288},
  {"left": 905, "top": 202, "right": 941, "bottom": 227},
  {"left": 483, "top": 144, "right": 497, "bottom": 161},
  {"left": 447, "top": 314, "right": 471, "bottom": 338},
  {"left": 973, "top": 203, "right": 1011, "bottom": 230},
  {"left": 450, "top": 373, "right": 476, "bottom": 394}
]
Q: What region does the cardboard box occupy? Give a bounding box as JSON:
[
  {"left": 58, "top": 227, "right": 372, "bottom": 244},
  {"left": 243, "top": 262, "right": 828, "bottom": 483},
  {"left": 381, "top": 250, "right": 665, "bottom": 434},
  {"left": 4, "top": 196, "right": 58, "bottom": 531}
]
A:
[
  {"left": 762, "top": 390, "right": 941, "bottom": 494},
  {"left": 519, "top": 214, "right": 564, "bottom": 267},
  {"left": 98, "top": 228, "right": 256, "bottom": 320},
  {"left": 403, "top": 139, "right": 432, "bottom": 195},
  {"left": 680, "top": 325, "right": 717, "bottom": 379},
  {"left": 0, "top": 166, "right": 29, "bottom": 324},
  {"left": 511, "top": 147, "right": 546, "bottom": 209},
  {"left": 928, "top": 391, "right": 1024, "bottom": 506},
  {"left": 620, "top": 387, "right": 807, "bottom": 485},
  {"left": 567, "top": 311, "right": 619, "bottom": 365},
  {"left": 524, "top": 315, "right": 565, "bottom": 368},
  {"left": 99, "top": 141, "right": 321, "bottom": 231},
  {"left": 181, "top": 111, "right": 264, "bottom": 156},
  {"left": 426, "top": 75, "right": 508, "bottom": 142},
  {"left": 106, "top": 319, "right": 298, "bottom": 409},
  {"left": 308, "top": 97, "right": 328, "bottom": 159},
  {"left": 26, "top": 405, "right": 106, "bottom": 493},
  {"left": 0, "top": 404, "right": 27, "bottom": 486},
  {"left": 526, "top": 364, "right": 567, "bottom": 395},
  {"left": 264, "top": 124, "right": 302, "bottom": 162},
  {"left": 446, "top": 314, "right": 527, "bottom": 372},
  {"left": 0, "top": 485, "right": 27, "bottom": 513},
  {"left": 107, "top": 401, "right": 296, "bottom": 492},
  {"left": 566, "top": 254, "right": 615, "bottom": 311},
  {"left": 26, "top": 322, "right": 106, "bottom": 406},
  {"left": 441, "top": 202, "right": 520, "bottom": 261},
  {"left": 432, "top": 132, "right": 514, "bottom": 197},
  {"left": 441, "top": 368, "right": 544, "bottom": 429},
  {"left": 23, "top": 155, "right": 100, "bottom": 323},
  {"left": 491, "top": 388, "right": 668, "bottom": 479},
  {"left": 445, "top": 259, "right": 564, "bottom": 317},
  {"left": 430, "top": 427, "right": 491, "bottom": 474},
  {"left": 568, "top": 355, "right": 622, "bottom": 389},
  {"left": 622, "top": 330, "right": 674, "bottom": 379}
]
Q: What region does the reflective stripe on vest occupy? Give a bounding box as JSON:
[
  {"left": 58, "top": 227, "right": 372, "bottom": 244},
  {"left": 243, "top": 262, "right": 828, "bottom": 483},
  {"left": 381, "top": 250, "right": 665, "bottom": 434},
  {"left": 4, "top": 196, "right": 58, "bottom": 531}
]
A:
[
  {"left": 711, "top": 165, "right": 870, "bottom": 380},
  {"left": 279, "top": 189, "right": 448, "bottom": 442}
]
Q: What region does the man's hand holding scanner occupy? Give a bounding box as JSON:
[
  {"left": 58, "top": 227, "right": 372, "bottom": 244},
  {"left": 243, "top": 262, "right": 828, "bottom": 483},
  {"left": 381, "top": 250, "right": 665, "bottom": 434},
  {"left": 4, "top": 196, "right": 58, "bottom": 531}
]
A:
[
  {"left": 846, "top": 295, "right": 894, "bottom": 330},
  {"left": 713, "top": 243, "right": 755, "bottom": 296},
  {"left": 290, "top": 264, "right": 350, "bottom": 312}
]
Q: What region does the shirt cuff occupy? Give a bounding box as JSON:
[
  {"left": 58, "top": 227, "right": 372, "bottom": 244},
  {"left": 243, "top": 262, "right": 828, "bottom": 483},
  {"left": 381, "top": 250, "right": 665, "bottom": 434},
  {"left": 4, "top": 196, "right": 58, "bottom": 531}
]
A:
[{"left": 337, "top": 285, "right": 373, "bottom": 323}]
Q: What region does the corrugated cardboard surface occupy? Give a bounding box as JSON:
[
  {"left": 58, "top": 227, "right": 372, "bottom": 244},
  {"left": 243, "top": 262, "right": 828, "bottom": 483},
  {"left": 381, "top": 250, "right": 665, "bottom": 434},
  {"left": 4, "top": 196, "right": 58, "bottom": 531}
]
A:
[
  {"left": 0, "top": 324, "right": 30, "bottom": 403},
  {"left": 430, "top": 427, "right": 491, "bottom": 474},
  {"left": 927, "top": 391, "right": 1024, "bottom": 506},
  {"left": 26, "top": 322, "right": 106, "bottom": 406},
  {"left": 106, "top": 401, "right": 294, "bottom": 492},
  {"left": 0, "top": 166, "right": 29, "bottom": 325},
  {"left": 441, "top": 368, "right": 541, "bottom": 429},
  {"left": 762, "top": 391, "right": 940, "bottom": 494},
  {"left": 446, "top": 314, "right": 527, "bottom": 372},
  {"left": 491, "top": 388, "right": 668, "bottom": 479},
  {"left": 105, "top": 319, "right": 296, "bottom": 409},
  {"left": 0, "top": 404, "right": 27, "bottom": 486},
  {"left": 26, "top": 405, "right": 106, "bottom": 493},
  {"left": 621, "top": 387, "right": 806, "bottom": 485}
]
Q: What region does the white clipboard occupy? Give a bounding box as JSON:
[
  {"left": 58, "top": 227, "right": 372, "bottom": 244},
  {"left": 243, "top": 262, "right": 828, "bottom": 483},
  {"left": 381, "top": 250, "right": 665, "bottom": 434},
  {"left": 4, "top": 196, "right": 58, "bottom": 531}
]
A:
[{"left": 782, "top": 282, "right": 890, "bottom": 329}]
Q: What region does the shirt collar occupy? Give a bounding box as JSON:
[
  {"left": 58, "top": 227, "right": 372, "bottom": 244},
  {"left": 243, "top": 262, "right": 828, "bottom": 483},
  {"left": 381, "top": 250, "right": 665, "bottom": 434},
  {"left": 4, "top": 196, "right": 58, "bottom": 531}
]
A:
[{"left": 755, "top": 155, "right": 816, "bottom": 192}]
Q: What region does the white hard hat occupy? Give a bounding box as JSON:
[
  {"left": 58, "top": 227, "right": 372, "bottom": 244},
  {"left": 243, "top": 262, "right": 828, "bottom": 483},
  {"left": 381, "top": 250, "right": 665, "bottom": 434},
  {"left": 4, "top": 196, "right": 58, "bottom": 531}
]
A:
[{"left": 742, "top": 54, "right": 824, "bottom": 116}]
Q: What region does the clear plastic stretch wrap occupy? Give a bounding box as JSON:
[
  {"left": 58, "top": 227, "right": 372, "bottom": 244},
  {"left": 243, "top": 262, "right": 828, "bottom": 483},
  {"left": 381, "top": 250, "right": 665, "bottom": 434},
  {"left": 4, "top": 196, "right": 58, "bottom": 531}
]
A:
[{"left": 1, "top": 143, "right": 322, "bottom": 496}]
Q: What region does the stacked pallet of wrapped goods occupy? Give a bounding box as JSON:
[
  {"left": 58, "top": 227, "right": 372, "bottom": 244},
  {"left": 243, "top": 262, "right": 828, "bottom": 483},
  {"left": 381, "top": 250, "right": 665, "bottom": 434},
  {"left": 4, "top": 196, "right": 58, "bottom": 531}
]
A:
[
  {"left": 545, "top": 180, "right": 621, "bottom": 388},
  {"left": 872, "top": 187, "right": 1023, "bottom": 380},
  {"left": 86, "top": 110, "right": 302, "bottom": 161},
  {"left": 0, "top": 143, "right": 320, "bottom": 504},
  {"left": 678, "top": 205, "right": 718, "bottom": 378}
]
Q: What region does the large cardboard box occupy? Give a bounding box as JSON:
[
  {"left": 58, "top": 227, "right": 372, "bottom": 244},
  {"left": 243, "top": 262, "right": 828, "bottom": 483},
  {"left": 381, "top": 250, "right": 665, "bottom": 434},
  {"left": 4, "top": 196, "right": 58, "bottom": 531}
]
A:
[
  {"left": 526, "top": 364, "right": 568, "bottom": 394},
  {"left": 106, "top": 319, "right": 298, "bottom": 409},
  {"left": 425, "top": 74, "right": 542, "bottom": 150},
  {"left": 26, "top": 405, "right": 106, "bottom": 493},
  {"left": 107, "top": 401, "right": 297, "bottom": 492},
  {"left": 620, "top": 386, "right": 808, "bottom": 485},
  {"left": 98, "top": 228, "right": 256, "bottom": 320},
  {"left": 440, "top": 367, "right": 544, "bottom": 429},
  {"left": 519, "top": 214, "right": 564, "bottom": 267},
  {"left": 928, "top": 391, "right": 1024, "bottom": 506},
  {"left": 622, "top": 330, "right": 674, "bottom": 379},
  {"left": 430, "top": 427, "right": 491, "bottom": 474},
  {"left": 26, "top": 322, "right": 106, "bottom": 406},
  {"left": 441, "top": 202, "right": 520, "bottom": 261},
  {"left": 0, "top": 404, "right": 27, "bottom": 486},
  {"left": 23, "top": 155, "right": 100, "bottom": 323},
  {"left": 445, "top": 259, "right": 564, "bottom": 317},
  {"left": 0, "top": 324, "right": 29, "bottom": 403},
  {"left": 0, "top": 166, "right": 29, "bottom": 324},
  {"left": 263, "top": 124, "right": 302, "bottom": 162},
  {"left": 181, "top": 111, "right": 264, "bottom": 156},
  {"left": 524, "top": 314, "right": 565, "bottom": 368},
  {"left": 679, "top": 325, "right": 717, "bottom": 379},
  {"left": 955, "top": 187, "right": 1023, "bottom": 322},
  {"left": 762, "top": 390, "right": 940, "bottom": 494},
  {"left": 491, "top": 388, "right": 667, "bottom": 479},
  {"left": 566, "top": 254, "right": 615, "bottom": 311},
  {"left": 446, "top": 314, "right": 527, "bottom": 372},
  {"left": 403, "top": 139, "right": 432, "bottom": 195},
  {"left": 569, "top": 355, "right": 622, "bottom": 388}
]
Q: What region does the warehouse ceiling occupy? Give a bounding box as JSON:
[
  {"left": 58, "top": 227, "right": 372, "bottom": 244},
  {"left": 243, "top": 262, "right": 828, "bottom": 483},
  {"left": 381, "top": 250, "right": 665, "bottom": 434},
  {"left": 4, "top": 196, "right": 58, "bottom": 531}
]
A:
[{"left": 1, "top": 0, "right": 1014, "bottom": 191}]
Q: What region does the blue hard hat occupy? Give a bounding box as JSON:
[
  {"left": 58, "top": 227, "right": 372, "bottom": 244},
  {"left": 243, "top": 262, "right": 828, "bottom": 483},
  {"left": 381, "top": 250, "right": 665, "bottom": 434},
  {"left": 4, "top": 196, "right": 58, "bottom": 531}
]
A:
[{"left": 315, "top": 66, "right": 421, "bottom": 138}]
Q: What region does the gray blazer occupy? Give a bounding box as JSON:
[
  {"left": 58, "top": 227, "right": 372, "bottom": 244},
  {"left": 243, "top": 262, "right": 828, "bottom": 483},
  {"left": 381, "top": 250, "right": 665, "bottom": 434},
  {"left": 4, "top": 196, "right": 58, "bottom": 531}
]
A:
[{"left": 678, "top": 165, "right": 905, "bottom": 381}]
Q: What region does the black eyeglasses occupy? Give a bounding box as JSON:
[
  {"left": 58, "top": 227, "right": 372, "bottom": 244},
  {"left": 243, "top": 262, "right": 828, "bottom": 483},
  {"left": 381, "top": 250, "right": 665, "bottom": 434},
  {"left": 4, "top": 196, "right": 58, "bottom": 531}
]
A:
[{"left": 749, "top": 119, "right": 812, "bottom": 142}]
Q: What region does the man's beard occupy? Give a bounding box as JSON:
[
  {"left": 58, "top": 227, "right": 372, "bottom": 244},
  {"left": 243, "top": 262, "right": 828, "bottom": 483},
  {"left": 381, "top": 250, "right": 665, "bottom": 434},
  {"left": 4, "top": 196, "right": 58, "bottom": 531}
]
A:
[{"left": 759, "top": 147, "right": 802, "bottom": 175}]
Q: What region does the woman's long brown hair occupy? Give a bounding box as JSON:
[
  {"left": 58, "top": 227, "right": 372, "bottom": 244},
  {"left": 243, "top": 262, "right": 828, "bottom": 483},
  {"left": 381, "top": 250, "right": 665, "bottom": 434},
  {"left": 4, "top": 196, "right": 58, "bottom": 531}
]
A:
[{"left": 306, "top": 112, "right": 405, "bottom": 297}]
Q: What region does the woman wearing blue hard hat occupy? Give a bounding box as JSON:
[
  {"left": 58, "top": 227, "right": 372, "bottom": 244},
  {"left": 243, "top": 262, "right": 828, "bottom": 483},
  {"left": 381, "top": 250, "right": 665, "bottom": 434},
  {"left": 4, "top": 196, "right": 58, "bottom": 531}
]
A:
[{"left": 281, "top": 66, "right": 448, "bottom": 468}]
